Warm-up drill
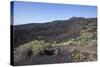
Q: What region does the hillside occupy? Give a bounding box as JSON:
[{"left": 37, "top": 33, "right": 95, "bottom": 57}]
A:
[
  {"left": 12, "top": 17, "right": 97, "bottom": 65},
  {"left": 12, "top": 17, "right": 97, "bottom": 47}
]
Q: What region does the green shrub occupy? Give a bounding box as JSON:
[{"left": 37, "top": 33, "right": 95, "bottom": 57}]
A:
[
  {"left": 31, "top": 40, "right": 45, "bottom": 54},
  {"left": 14, "top": 43, "right": 32, "bottom": 63},
  {"left": 62, "top": 31, "right": 97, "bottom": 46},
  {"left": 76, "top": 32, "right": 95, "bottom": 45},
  {"left": 72, "top": 50, "right": 81, "bottom": 61}
]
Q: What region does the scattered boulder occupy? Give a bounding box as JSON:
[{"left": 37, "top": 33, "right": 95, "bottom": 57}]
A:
[
  {"left": 44, "top": 48, "right": 55, "bottom": 56},
  {"left": 38, "top": 47, "right": 63, "bottom": 57},
  {"left": 26, "top": 48, "right": 33, "bottom": 57}
]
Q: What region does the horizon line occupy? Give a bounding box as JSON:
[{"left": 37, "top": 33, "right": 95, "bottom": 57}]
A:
[{"left": 12, "top": 16, "right": 97, "bottom": 25}]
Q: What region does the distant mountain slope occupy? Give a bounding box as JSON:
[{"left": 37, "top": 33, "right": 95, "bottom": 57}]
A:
[{"left": 12, "top": 17, "right": 97, "bottom": 47}]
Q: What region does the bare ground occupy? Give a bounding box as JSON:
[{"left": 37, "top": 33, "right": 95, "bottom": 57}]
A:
[{"left": 15, "top": 45, "right": 97, "bottom": 66}]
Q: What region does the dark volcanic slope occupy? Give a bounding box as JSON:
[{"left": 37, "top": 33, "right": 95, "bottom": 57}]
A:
[{"left": 12, "top": 17, "right": 97, "bottom": 47}]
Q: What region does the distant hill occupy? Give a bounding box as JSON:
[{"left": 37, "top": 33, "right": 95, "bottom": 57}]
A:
[{"left": 12, "top": 17, "right": 97, "bottom": 47}]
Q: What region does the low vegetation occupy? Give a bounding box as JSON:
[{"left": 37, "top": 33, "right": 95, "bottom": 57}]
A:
[
  {"left": 72, "top": 50, "right": 81, "bottom": 62},
  {"left": 13, "top": 17, "right": 97, "bottom": 65}
]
